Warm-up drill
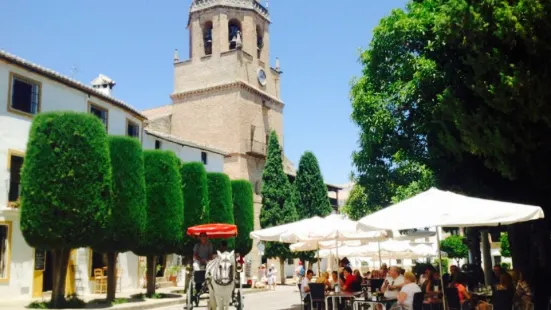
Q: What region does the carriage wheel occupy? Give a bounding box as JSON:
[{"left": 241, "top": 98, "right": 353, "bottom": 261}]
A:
[{"left": 236, "top": 290, "right": 243, "bottom": 310}]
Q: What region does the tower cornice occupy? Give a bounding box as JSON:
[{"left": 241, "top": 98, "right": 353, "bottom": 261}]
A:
[
  {"left": 171, "top": 80, "right": 283, "bottom": 108},
  {"left": 189, "top": 0, "right": 270, "bottom": 23}
]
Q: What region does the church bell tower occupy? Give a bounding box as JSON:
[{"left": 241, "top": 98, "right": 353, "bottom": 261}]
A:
[{"left": 169, "top": 0, "right": 285, "bottom": 270}]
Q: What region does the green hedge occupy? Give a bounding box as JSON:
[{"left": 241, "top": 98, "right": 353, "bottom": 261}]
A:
[
  {"left": 180, "top": 162, "right": 210, "bottom": 255},
  {"left": 95, "top": 136, "right": 146, "bottom": 253},
  {"left": 20, "top": 112, "right": 111, "bottom": 249},
  {"left": 232, "top": 180, "right": 254, "bottom": 256},
  {"left": 138, "top": 150, "right": 184, "bottom": 255},
  {"left": 207, "top": 173, "right": 234, "bottom": 249}
]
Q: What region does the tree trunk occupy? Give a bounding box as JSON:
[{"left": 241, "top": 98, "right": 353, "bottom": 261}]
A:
[
  {"left": 146, "top": 255, "right": 157, "bottom": 297},
  {"left": 279, "top": 259, "right": 286, "bottom": 285},
  {"left": 106, "top": 252, "right": 118, "bottom": 302},
  {"left": 51, "top": 248, "right": 71, "bottom": 309}
]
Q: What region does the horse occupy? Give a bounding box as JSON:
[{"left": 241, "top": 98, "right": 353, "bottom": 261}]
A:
[{"left": 206, "top": 250, "right": 235, "bottom": 310}]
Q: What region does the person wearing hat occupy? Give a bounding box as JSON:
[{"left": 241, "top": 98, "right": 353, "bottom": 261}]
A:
[{"left": 193, "top": 232, "right": 214, "bottom": 269}]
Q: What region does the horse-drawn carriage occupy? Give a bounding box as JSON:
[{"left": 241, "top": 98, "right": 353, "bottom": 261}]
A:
[{"left": 185, "top": 224, "right": 244, "bottom": 310}]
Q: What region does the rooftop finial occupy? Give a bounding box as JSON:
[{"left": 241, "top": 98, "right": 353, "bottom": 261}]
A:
[
  {"left": 275, "top": 57, "right": 280, "bottom": 71},
  {"left": 266, "top": 0, "right": 269, "bottom": 8},
  {"left": 174, "top": 49, "right": 180, "bottom": 62}
]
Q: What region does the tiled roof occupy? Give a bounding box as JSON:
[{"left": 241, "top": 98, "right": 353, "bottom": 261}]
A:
[
  {"left": 0, "top": 49, "right": 146, "bottom": 120},
  {"left": 145, "top": 128, "right": 229, "bottom": 156}
]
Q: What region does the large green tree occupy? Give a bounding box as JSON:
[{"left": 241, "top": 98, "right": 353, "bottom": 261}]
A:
[
  {"left": 95, "top": 136, "right": 147, "bottom": 302},
  {"left": 294, "top": 152, "right": 332, "bottom": 266},
  {"left": 20, "top": 112, "right": 111, "bottom": 308},
  {"left": 208, "top": 173, "right": 235, "bottom": 249},
  {"left": 351, "top": 1, "right": 551, "bottom": 306},
  {"left": 260, "top": 131, "right": 298, "bottom": 284},
  {"left": 180, "top": 162, "right": 210, "bottom": 261},
  {"left": 139, "top": 150, "right": 184, "bottom": 296},
  {"left": 231, "top": 180, "right": 254, "bottom": 256}
]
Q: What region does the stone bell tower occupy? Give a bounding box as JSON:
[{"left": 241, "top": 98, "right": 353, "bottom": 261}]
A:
[{"left": 169, "top": 0, "right": 285, "bottom": 273}]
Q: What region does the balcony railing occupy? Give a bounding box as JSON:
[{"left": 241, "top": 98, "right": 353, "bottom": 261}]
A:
[{"left": 245, "top": 139, "right": 267, "bottom": 158}]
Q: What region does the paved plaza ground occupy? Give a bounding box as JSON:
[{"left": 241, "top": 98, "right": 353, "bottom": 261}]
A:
[{"left": 164, "top": 284, "right": 302, "bottom": 310}]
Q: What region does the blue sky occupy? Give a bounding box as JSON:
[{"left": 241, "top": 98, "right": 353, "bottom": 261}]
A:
[{"left": 0, "top": 0, "right": 407, "bottom": 185}]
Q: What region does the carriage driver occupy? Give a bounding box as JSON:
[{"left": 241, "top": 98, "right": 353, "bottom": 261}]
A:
[{"left": 193, "top": 232, "right": 214, "bottom": 270}]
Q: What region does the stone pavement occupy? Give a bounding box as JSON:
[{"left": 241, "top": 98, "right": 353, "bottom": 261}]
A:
[
  {"left": 162, "top": 285, "right": 302, "bottom": 310},
  {"left": 0, "top": 286, "right": 270, "bottom": 310}
]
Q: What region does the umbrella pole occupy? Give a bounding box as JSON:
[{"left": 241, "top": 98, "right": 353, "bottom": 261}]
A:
[
  {"left": 378, "top": 240, "right": 382, "bottom": 267},
  {"left": 436, "top": 226, "right": 447, "bottom": 310},
  {"left": 317, "top": 245, "right": 321, "bottom": 275}
]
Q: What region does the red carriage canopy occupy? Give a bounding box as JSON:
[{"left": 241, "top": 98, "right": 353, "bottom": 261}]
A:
[{"left": 187, "top": 224, "right": 238, "bottom": 239}]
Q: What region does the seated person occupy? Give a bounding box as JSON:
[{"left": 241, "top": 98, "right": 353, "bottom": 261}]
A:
[
  {"left": 301, "top": 269, "right": 314, "bottom": 310},
  {"left": 329, "top": 271, "right": 339, "bottom": 291},
  {"left": 351, "top": 269, "right": 363, "bottom": 292},
  {"left": 397, "top": 272, "right": 422, "bottom": 309},
  {"left": 453, "top": 273, "right": 471, "bottom": 306},
  {"left": 341, "top": 267, "right": 356, "bottom": 292},
  {"left": 382, "top": 266, "right": 405, "bottom": 299},
  {"left": 316, "top": 271, "right": 331, "bottom": 290},
  {"left": 420, "top": 269, "right": 434, "bottom": 293}
]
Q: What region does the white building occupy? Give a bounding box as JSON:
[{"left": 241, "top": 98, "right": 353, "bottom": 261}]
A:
[{"left": 0, "top": 50, "right": 225, "bottom": 300}]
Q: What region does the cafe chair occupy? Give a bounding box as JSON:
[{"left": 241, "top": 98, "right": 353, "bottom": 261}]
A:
[
  {"left": 370, "top": 279, "right": 385, "bottom": 292},
  {"left": 309, "top": 283, "right": 326, "bottom": 310},
  {"left": 93, "top": 268, "right": 107, "bottom": 294},
  {"left": 413, "top": 292, "right": 424, "bottom": 310},
  {"left": 353, "top": 301, "right": 385, "bottom": 310},
  {"left": 444, "top": 287, "right": 461, "bottom": 310},
  {"left": 492, "top": 290, "right": 514, "bottom": 310}
]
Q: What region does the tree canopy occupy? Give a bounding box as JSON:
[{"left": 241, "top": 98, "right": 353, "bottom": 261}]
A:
[
  {"left": 140, "top": 150, "right": 184, "bottom": 296},
  {"left": 294, "top": 151, "right": 333, "bottom": 219},
  {"left": 180, "top": 162, "right": 210, "bottom": 258},
  {"left": 500, "top": 233, "right": 511, "bottom": 258},
  {"left": 97, "top": 136, "right": 147, "bottom": 301},
  {"left": 20, "top": 112, "right": 112, "bottom": 307},
  {"left": 232, "top": 180, "right": 254, "bottom": 256},
  {"left": 350, "top": 2, "right": 551, "bottom": 304},
  {"left": 341, "top": 184, "right": 375, "bottom": 221},
  {"left": 260, "top": 131, "right": 298, "bottom": 283},
  {"left": 440, "top": 235, "right": 469, "bottom": 265},
  {"left": 208, "top": 172, "right": 235, "bottom": 249}
]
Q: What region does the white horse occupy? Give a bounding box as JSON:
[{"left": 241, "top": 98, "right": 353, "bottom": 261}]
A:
[{"left": 207, "top": 250, "right": 235, "bottom": 310}]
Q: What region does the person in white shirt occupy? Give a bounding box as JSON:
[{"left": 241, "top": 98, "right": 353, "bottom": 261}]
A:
[
  {"left": 382, "top": 266, "right": 405, "bottom": 300},
  {"left": 398, "top": 272, "right": 422, "bottom": 309},
  {"left": 300, "top": 269, "right": 314, "bottom": 310}
]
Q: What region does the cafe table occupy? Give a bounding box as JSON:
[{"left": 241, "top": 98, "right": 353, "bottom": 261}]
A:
[
  {"left": 325, "top": 291, "right": 363, "bottom": 310},
  {"left": 353, "top": 297, "right": 397, "bottom": 310}
]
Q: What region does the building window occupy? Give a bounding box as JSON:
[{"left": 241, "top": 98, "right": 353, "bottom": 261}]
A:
[
  {"left": 8, "top": 73, "right": 41, "bottom": 116},
  {"left": 203, "top": 21, "right": 213, "bottom": 56},
  {"left": 0, "top": 222, "right": 12, "bottom": 281},
  {"left": 287, "top": 258, "right": 293, "bottom": 265},
  {"left": 396, "top": 259, "right": 402, "bottom": 265},
  {"left": 127, "top": 120, "right": 139, "bottom": 138},
  {"left": 256, "top": 25, "right": 264, "bottom": 58},
  {"left": 89, "top": 103, "right": 108, "bottom": 130},
  {"left": 229, "top": 19, "right": 242, "bottom": 50},
  {"left": 261, "top": 256, "right": 267, "bottom": 265},
  {"left": 155, "top": 140, "right": 162, "bottom": 150},
  {"left": 201, "top": 151, "right": 208, "bottom": 165},
  {"left": 8, "top": 152, "right": 24, "bottom": 204}
]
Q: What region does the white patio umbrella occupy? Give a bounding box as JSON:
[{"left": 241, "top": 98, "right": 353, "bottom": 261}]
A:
[
  {"left": 356, "top": 187, "right": 545, "bottom": 309},
  {"left": 249, "top": 216, "right": 324, "bottom": 242}
]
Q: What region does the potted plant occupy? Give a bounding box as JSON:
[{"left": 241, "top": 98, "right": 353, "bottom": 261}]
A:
[{"left": 166, "top": 265, "right": 182, "bottom": 286}]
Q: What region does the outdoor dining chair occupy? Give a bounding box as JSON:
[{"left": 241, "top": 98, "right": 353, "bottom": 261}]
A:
[
  {"left": 413, "top": 292, "right": 424, "bottom": 310},
  {"left": 309, "top": 283, "right": 326, "bottom": 310},
  {"left": 444, "top": 287, "right": 461, "bottom": 310}
]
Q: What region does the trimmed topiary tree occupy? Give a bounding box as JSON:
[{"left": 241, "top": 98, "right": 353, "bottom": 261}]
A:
[
  {"left": 294, "top": 151, "right": 333, "bottom": 267},
  {"left": 20, "top": 112, "right": 112, "bottom": 308},
  {"left": 139, "top": 150, "right": 184, "bottom": 296},
  {"left": 260, "top": 131, "right": 298, "bottom": 284},
  {"left": 231, "top": 180, "right": 254, "bottom": 256},
  {"left": 207, "top": 173, "right": 235, "bottom": 249},
  {"left": 180, "top": 162, "right": 210, "bottom": 261},
  {"left": 440, "top": 235, "right": 469, "bottom": 265},
  {"left": 94, "top": 136, "right": 147, "bottom": 302}
]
